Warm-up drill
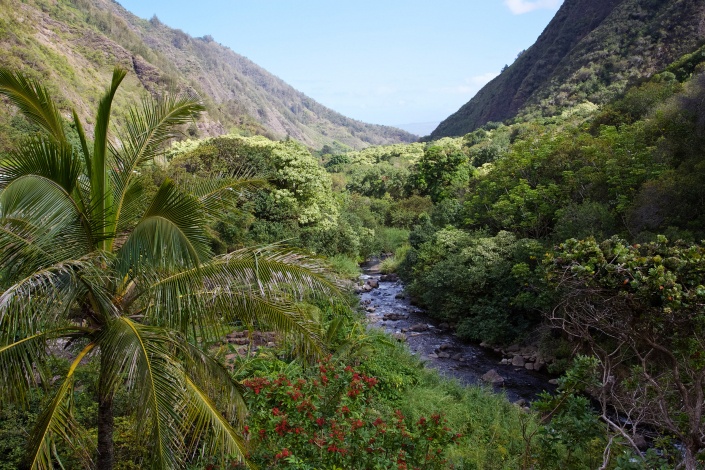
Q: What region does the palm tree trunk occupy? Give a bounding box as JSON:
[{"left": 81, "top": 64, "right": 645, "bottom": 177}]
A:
[{"left": 97, "top": 356, "right": 115, "bottom": 470}]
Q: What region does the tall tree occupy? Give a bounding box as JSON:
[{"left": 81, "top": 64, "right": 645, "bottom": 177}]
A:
[{"left": 0, "top": 68, "right": 338, "bottom": 469}]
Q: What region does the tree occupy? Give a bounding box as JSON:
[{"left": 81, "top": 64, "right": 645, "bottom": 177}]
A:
[
  {"left": 547, "top": 236, "right": 705, "bottom": 469},
  {"left": 0, "top": 68, "right": 338, "bottom": 469},
  {"left": 408, "top": 145, "right": 470, "bottom": 203}
]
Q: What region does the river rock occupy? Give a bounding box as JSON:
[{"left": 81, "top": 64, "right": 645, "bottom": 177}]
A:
[
  {"left": 410, "top": 323, "right": 429, "bottom": 332},
  {"left": 481, "top": 369, "right": 505, "bottom": 385},
  {"left": 361, "top": 284, "right": 373, "bottom": 292},
  {"left": 380, "top": 273, "right": 398, "bottom": 282},
  {"left": 438, "top": 352, "right": 451, "bottom": 359},
  {"left": 392, "top": 332, "right": 407, "bottom": 342},
  {"left": 525, "top": 362, "right": 535, "bottom": 370},
  {"left": 439, "top": 343, "right": 452, "bottom": 351},
  {"left": 438, "top": 322, "right": 450, "bottom": 329},
  {"left": 366, "top": 279, "right": 379, "bottom": 289},
  {"left": 452, "top": 353, "right": 463, "bottom": 361},
  {"left": 394, "top": 292, "right": 406, "bottom": 299},
  {"left": 383, "top": 313, "right": 407, "bottom": 321},
  {"left": 366, "top": 307, "right": 376, "bottom": 313},
  {"left": 512, "top": 355, "right": 526, "bottom": 367},
  {"left": 534, "top": 360, "right": 546, "bottom": 372},
  {"left": 507, "top": 344, "right": 520, "bottom": 353},
  {"left": 429, "top": 353, "right": 439, "bottom": 359},
  {"left": 548, "top": 379, "right": 559, "bottom": 385}
]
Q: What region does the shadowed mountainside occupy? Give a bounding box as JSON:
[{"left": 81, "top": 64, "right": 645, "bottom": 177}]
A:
[{"left": 431, "top": 0, "right": 705, "bottom": 138}]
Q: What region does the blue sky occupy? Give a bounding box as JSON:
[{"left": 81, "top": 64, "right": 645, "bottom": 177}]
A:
[{"left": 118, "top": 1, "right": 563, "bottom": 127}]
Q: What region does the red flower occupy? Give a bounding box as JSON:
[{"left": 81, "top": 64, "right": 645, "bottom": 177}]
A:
[{"left": 351, "top": 419, "right": 364, "bottom": 430}]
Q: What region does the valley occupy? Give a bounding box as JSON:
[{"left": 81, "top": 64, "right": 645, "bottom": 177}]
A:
[{"left": 1, "top": 0, "right": 705, "bottom": 468}]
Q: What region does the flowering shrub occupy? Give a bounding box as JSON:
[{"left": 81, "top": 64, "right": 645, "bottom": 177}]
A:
[{"left": 234, "top": 358, "right": 460, "bottom": 469}]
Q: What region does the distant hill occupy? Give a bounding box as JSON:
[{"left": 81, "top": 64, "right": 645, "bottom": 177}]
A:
[
  {"left": 431, "top": 0, "right": 705, "bottom": 138},
  {"left": 0, "top": 0, "right": 416, "bottom": 150}
]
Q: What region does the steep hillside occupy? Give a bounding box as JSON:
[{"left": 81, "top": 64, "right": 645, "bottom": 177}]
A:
[
  {"left": 431, "top": 0, "right": 705, "bottom": 138},
  {"left": 0, "top": 0, "right": 416, "bottom": 150}
]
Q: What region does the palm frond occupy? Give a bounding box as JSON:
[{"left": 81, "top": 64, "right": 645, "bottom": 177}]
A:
[
  {"left": 139, "top": 246, "right": 338, "bottom": 346},
  {"left": 110, "top": 92, "right": 204, "bottom": 240},
  {"left": 0, "top": 68, "right": 66, "bottom": 142},
  {"left": 215, "top": 245, "right": 342, "bottom": 301},
  {"left": 0, "top": 175, "right": 92, "bottom": 275},
  {"left": 177, "top": 174, "right": 267, "bottom": 221},
  {"left": 99, "top": 318, "right": 184, "bottom": 469},
  {"left": 0, "top": 137, "right": 82, "bottom": 193},
  {"left": 25, "top": 342, "right": 95, "bottom": 470},
  {"left": 113, "top": 178, "right": 146, "bottom": 234},
  {"left": 0, "top": 332, "right": 48, "bottom": 406},
  {"left": 0, "top": 328, "right": 88, "bottom": 407},
  {"left": 229, "top": 296, "right": 323, "bottom": 359},
  {"left": 178, "top": 340, "right": 247, "bottom": 424},
  {"left": 116, "top": 179, "right": 210, "bottom": 274},
  {"left": 91, "top": 67, "right": 126, "bottom": 250},
  {"left": 71, "top": 109, "right": 91, "bottom": 179},
  {"left": 182, "top": 375, "right": 249, "bottom": 467},
  {"left": 0, "top": 251, "right": 114, "bottom": 342}
]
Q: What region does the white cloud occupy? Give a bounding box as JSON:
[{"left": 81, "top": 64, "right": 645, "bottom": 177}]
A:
[{"left": 504, "top": 0, "right": 562, "bottom": 14}]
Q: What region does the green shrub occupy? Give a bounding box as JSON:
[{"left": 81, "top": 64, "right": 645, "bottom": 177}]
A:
[
  {"left": 406, "top": 229, "right": 549, "bottom": 343},
  {"left": 231, "top": 359, "right": 461, "bottom": 470}
]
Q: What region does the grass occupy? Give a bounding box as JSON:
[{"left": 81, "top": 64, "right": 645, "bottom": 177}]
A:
[
  {"left": 379, "top": 243, "right": 410, "bottom": 273},
  {"left": 327, "top": 254, "right": 361, "bottom": 279}
]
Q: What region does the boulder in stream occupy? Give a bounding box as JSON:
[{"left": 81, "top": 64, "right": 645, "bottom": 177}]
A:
[
  {"left": 392, "top": 332, "right": 407, "bottom": 342},
  {"left": 481, "top": 369, "right": 505, "bottom": 385},
  {"left": 410, "top": 323, "right": 429, "bottom": 332},
  {"left": 383, "top": 313, "right": 407, "bottom": 321}
]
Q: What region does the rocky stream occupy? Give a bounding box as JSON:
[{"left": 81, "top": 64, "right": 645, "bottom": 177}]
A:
[{"left": 357, "top": 264, "right": 557, "bottom": 403}]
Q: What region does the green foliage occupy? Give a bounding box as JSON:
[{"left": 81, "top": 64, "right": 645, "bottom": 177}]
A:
[
  {"left": 530, "top": 357, "right": 609, "bottom": 469},
  {"left": 409, "top": 144, "right": 472, "bottom": 202},
  {"left": 405, "top": 229, "right": 549, "bottom": 343},
  {"left": 547, "top": 236, "right": 705, "bottom": 467},
  {"left": 346, "top": 162, "right": 409, "bottom": 199},
  {"left": 0, "top": 68, "right": 339, "bottom": 469}
]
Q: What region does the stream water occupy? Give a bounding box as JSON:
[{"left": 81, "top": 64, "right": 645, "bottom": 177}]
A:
[{"left": 358, "top": 265, "right": 556, "bottom": 403}]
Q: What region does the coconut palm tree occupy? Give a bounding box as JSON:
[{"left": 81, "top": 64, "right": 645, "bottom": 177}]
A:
[{"left": 0, "top": 68, "right": 337, "bottom": 469}]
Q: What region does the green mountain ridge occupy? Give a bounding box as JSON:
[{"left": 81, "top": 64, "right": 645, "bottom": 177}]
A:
[
  {"left": 431, "top": 0, "right": 705, "bottom": 138},
  {"left": 0, "top": 0, "right": 416, "bottom": 150}
]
